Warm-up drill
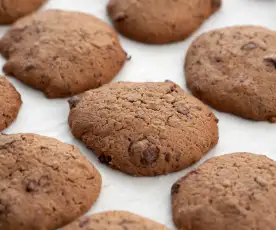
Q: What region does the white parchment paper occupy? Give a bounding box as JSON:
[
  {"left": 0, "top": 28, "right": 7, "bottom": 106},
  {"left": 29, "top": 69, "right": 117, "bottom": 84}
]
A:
[{"left": 3, "top": 0, "right": 276, "bottom": 229}]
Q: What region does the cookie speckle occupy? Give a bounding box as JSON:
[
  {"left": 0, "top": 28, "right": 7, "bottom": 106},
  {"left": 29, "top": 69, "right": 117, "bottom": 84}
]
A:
[
  {"left": 241, "top": 42, "right": 258, "bottom": 50},
  {"left": 26, "top": 180, "right": 39, "bottom": 192}
]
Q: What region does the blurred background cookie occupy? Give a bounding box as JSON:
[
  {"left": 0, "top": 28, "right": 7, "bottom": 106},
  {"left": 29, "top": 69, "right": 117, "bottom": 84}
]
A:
[
  {"left": 0, "top": 10, "right": 126, "bottom": 98},
  {"left": 107, "top": 0, "right": 221, "bottom": 44},
  {"left": 0, "top": 0, "right": 46, "bottom": 24}
]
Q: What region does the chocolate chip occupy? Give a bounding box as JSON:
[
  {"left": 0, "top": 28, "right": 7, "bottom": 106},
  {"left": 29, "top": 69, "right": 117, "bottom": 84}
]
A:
[
  {"left": 24, "top": 65, "right": 35, "bottom": 72},
  {"left": 211, "top": 0, "right": 221, "bottom": 9},
  {"left": 195, "top": 105, "right": 202, "bottom": 111},
  {"left": 114, "top": 12, "right": 127, "bottom": 22},
  {"left": 171, "top": 183, "right": 180, "bottom": 195},
  {"left": 129, "top": 139, "right": 160, "bottom": 166},
  {"left": 264, "top": 55, "right": 276, "bottom": 68},
  {"left": 192, "top": 84, "right": 202, "bottom": 97},
  {"left": 176, "top": 105, "right": 189, "bottom": 116},
  {"left": 141, "top": 145, "right": 159, "bottom": 165},
  {"left": 0, "top": 201, "right": 8, "bottom": 217},
  {"left": 98, "top": 155, "right": 112, "bottom": 165},
  {"left": 241, "top": 42, "right": 258, "bottom": 50},
  {"left": 79, "top": 216, "right": 90, "bottom": 228},
  {"left": 68, "top": 96, "right": 81, "bottom": 109},
  {"left": 165, "top": 153, "right": 171, "bottom": 162},
  {"left": 268, "top": 117, "right": 276, "bottom": 123},
  {"left": 215, "top": 56, "right": 222, "bottom": 63},
  {"left": 26, "top": 181, "right": 39, "bottom": 192}
]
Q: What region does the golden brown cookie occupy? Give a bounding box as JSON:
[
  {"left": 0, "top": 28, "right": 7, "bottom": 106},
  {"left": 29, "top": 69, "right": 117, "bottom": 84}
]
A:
[
  {"left": 0, "top": 76, "right": 21, "bottom": 131},
  {"left": 171, "top": 152, "right": 276, "bottom": 230},
  {"left": 185, "top": 26, "right": 276, "bottom": 122},
  {"left": 0, "top": 0, "right": 46, "bottom": 24},
  {"left": 0, "top": 133, "right": 102, "bottom": 230},
  {"left": 68, "top": 81, "right": 219, "bottom": 176},
  {"left": 0, "top": 10, "right": 126, "bottom": 98},
  {"left": 62, "top": 211, "right": 169, "bottom": 230},
  {"left": 107, "top": 0, "right": 221, "bottom": 44}
]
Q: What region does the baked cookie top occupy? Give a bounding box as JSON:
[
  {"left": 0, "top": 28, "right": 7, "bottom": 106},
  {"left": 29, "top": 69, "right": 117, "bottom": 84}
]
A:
[
  {"left": 0, "top": 76, "right": 21, "bottom": 131},
  {"left": 185, "top": 26, "right": 276, "bottom": 122},
  {"left": 0, "top": 0, "right": 46, "bottom": 24},
  {"left": 172, "top": 152, "right": 276, "bottom": 230},
  {"left": 107, "top": 0, "right": 221, "bottom": 44},
  {"left": 0, "top": 133, "right": 102, "bottom": 230},
  {"left": 68, "top": 81, "right": 218, "bottom": 176},
  {"left": 0, "top": 10, "right": 126, "bottom": 98},
  {"left": 62, "top": 211, "right": 169, "bottom": 230}
]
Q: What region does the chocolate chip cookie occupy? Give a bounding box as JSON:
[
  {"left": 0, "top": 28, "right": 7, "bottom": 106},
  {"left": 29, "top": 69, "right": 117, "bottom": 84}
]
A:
[
  {"left": 0, "top": 76, "right": 21, "bottom": 131},
  {"left": 107, "top": 0, "right": 221, "bottom": 44},
  {"left": 68, "top": 81, "right": 219, "bottom": 176},
  {"left": 0, "top": 0, "right": 46, "bottom": 24},
  {"left": 0, "top": 133, "right": 102, "bottom": 230},
  {"left": 172, "top": 152, "right": 276, "bottom": 230},
  {"left": 0, "top": 10, "right": 126, "bottom": 98},
  {"left": 185, "top": 26, "right": 276, "bottom": 122},
  {"left": 62, "top": 211, "right": 169, "bottom": 230}
]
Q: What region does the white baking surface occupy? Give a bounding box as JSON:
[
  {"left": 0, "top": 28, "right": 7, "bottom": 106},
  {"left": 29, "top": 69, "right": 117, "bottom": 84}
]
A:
[{"left": 2, "top": 0, "right": 276, "bottom": 229}]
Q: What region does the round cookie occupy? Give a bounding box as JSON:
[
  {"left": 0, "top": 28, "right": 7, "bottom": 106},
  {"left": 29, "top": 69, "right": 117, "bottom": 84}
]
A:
[
  {"left": 171, "top": 152, "right": 276, "bottom": 230},
  {"left": 0, "top": 10, "right": 126, "bottom": 98},
  {"left": 0, "top": 0, "right": 46, "bottom": 24},
  {"left": 107, "top": 0, "right": 221, "bottom": 44},
  {"left": 0, "top": 76, "right": 21, "bottom": 131},
  {"left": 185, "top": 26, "right": 276, "bottom": 122},
  {"left": 0, "top": 133, "right": 102, "bottom": 230},
  {"left": 68, "top": 81, "right": 219, "bottom": 176},
  {"left": 62, "top": 211, "right": 169, "bottom": 230}
]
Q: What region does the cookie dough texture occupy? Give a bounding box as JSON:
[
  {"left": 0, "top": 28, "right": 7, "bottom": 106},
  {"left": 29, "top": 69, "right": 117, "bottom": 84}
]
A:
[
  {"left": 172, "top": 152, "right": 276, "bottom": 230},
  {"left": 0, "top": 133, "right": 102, "bottom": 230},
  {"left": 0, "top": 76, "right": 21, "bottom": 131},
  {"left": 0, "top": 0, "right": 46, "bottom": 24},
  {"left": 107, "top": 0, "right": 221, "bottom": 44},
  {"left": 68, "top": 81, "right": 219, "bottom": 176},
  {"left": 0, "top": 10, "right": 126, "bottom": 98},
  {"left": 185, "top": 26, "right": 276, "bottom": 122},
  {"left": 62, "top": 211, "right": 169, "bottom": 230}
]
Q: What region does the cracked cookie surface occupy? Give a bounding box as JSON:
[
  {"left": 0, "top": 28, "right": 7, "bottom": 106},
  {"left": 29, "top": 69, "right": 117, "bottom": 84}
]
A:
[
  {"left": 0, "top": 10, "right": 126, "bottom": 98},
  {"left": 0, "top": 0, "right": 46, "bottom": 24},
  {"left": 68, "top": 81, "right": 219, "bottom": 176},
  {"left": 185, "top": 26, "right": 276, "bottom": 122},
  {"left": 107, "top": 0, "right": 221, "bottom": 44},
  {"left": 62, "top": 211, "right": 169, "bottom": 230},
  {"left": 0, "top": 76, "right": 21, "bottom": 131},
  {"left": 0, "top": 133, "right": 102, "bottom": 230},
  {"left": 171, "top": 152, "right": 276, "bottom": 230}
]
